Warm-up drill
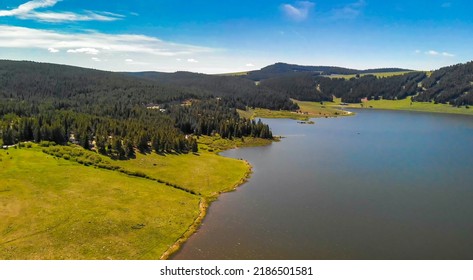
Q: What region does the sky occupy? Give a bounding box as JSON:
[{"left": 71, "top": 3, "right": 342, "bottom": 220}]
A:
[{"left": 0, "top": 0, "right": 472, "bottom": 73}]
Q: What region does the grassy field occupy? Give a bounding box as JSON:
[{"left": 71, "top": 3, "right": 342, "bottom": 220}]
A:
[
  {"left": 294, "top": 99, "right": 354, "bottom": 117},
  {"left": 327, "top": 71, "right": 415, "bottom": 79},
  {"left": 0, "top": 146, "right": 201, "bottom": 259},
  {"left": 325, "top": 97, "right": 473, "bottom": 115},
  {"left": 237, "top": 102, "right": 351, "bottom": 121},
  {"left": 116, "top": 147, "right": 250, "bottom": 197},
  {"left": 0, "top": 138, "right": 254, "bottom": 259}
]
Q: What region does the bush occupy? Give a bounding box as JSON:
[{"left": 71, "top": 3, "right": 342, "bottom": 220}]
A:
[{"left": 39, "top": 141, "right": 53, "bottom": 147}]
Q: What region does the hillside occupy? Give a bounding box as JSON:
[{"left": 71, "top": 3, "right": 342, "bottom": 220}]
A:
[
  {"left": 256, "top": 61, "right": 473, "bottom": 106},
  {"left": 242, "top": 62, "right": 411, "bottom": 81},
  {"left": 413, "top": 61, "right": 473, "bottom": 106},
  {"left": 0, "top": 60, "right": 274, "bottom": 154},
  {"left": 125, "top": 71, "right": 297, "bottom": 110}
]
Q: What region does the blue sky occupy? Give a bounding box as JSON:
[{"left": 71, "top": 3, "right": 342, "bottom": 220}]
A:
[{"left": 0, "top": 0, "right": 472, "bottom": 73}]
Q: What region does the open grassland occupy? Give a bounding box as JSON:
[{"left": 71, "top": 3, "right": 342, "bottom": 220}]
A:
[
  {"left": 327, "top": 71, "right": 415, "bottom": 79},
  {"left": 117, "top": 146, "right": 251, "bottom": 197},
  {"left": 326, "top": 97, "right": 473, "bottom": 115},
  {"left": 197, "top": 135, "right": 273, "bottom": 152},
  {"left": 0, "top": 138, "right": 254, "bottom": 259},
  {"left": 294, "top": 99, "right": 354, "bottom": 117},
  {"left": 217, "top": 71, "right": 249, "bottom": 77},
  {"left": 0, "top": 146, "right": 200, "bottom": 260},
  {"left": 237, "top": 102, "right": 351, "bottom": 121}
]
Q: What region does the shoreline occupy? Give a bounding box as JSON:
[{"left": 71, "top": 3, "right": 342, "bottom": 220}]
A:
[{"left": 160, "top": 159, "right": 253, "bottom": 260}]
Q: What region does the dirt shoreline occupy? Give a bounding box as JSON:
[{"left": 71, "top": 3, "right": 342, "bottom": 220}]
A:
[{"left": 159, "top": 159, "right": 252, "bottom": 260}]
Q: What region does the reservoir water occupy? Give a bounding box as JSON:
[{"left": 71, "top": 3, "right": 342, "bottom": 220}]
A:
[{"left": 173, "top": 110, "right": 473, "bottom": 259}]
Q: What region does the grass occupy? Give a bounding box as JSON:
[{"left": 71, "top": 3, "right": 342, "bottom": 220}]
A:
[
  {"left": 0, "top": 136, "right": 258, "bottom": 259},
  {"left": 294, "top": 99, "right": 354, "bottom": 118},
  {"left": 237, "top": 100, "right": 352, "bottom": 121},
  {"left": 325, "top": 97, "right": 473, "bottom": 116},
  {"left": 238, "top": 105, "right": 350, "bottom": 121},
  {"left": 0, "top": 146, "right": 200, "bottom": 260},
  {"left": 327, "top": 71, "right": 415, "bottom": 80},
  {"left": 116, "top": 146, "right": 251, "bottom": 197},
  {"left": 216, "top": 71, "right": 249, "bottom": 76}
]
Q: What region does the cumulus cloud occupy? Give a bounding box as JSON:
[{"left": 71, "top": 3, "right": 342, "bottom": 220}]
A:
[
  {"left": 424, "top": 50, "right": 455, "bottom": 57},
  {"left": 0, "top": 0, "right": 123, "bottom": 22},
  {"left": 281, "top": 1, "right": 314, "bottom": 21},
  {"left": 67, "top": 48, "right": 100, "bottom": 55},
  {"left": 332, "top": 0, "right": 366, "bottom": 19},
  {"left": 48, "top": 47, "right": 59, "bottom": 53},
  {"left": 0, "top": 25, "right": 216, "bottom": 57},
  {"left": 187, "top": 58, "right": 199, "bottom": 63},
  {"left": 426, "top": 50, "right": 439, "bottom": 56}
]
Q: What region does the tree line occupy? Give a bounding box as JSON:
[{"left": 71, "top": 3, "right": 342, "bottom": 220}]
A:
[{"left": 0, "top": 60, "right": 274, "bottom": 159}]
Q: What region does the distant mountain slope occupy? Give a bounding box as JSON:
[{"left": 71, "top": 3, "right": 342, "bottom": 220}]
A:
[
  {"left": 0, "top": 60, "right": 190, "bottom": 110},
  {"left": 243, "top": 62, "right": 412, "bottom": 81},
  {"left": 0, "top": 60, "right": 296, "bottom": 112},
  {"left": 413, "top": 61, "right": 473, "bottom": 106},
  {"left": 259, "top": 71, "right": 427, "bottom": 103},
  {"left": 125, "top": 71, "right": 298, "bottom": 110},
  {"left": 255, "top": 61, "right": 472, "bottom": 106}
]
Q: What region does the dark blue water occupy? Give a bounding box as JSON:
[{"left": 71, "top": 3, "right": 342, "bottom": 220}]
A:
[{"left": 174, "top": 110, "right": 473, "bottom": 259}]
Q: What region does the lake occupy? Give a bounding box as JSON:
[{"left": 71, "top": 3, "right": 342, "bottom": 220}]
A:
[{"left": 173, "top": 110, "right": 473, "bottom": 259}]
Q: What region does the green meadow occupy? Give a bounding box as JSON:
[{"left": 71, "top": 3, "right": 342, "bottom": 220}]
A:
[
  {"left": 327, "top": 71, "right": 415, "bottom": 79},
  {"left": 0, "top": 141, "right": 252, "bottom": 259},
  {"left": 237, "top": 102, "right": 350, "bottom": 121},
  {"left": 326, "top": 97, "right": 473, "bottom": 115}
]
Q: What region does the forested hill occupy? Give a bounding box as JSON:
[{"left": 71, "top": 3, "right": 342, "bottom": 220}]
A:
[
  {"left": 125, "top": 71, "right": 297, "bottom": 110},
  {"left": 0, "top": 60, "right": 275, "bottom": 157},
  {"left": 412, "top": 61, "right": 473, "bottom": 106},
  {"left": 257, "top": 61, "right": 473, "bottom": 106},
  {"left": 242, "top": 62, "right": 411, "bottom": 81}
]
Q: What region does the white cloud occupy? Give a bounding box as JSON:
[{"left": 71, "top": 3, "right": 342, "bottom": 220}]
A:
[
  {"left": 125, "top": 59, "right": 133, "bottom": 62},
  {"left": 441, "top": 52, "right": 455, "bottom": 57},
  {"left": 245, "top": 63, "right": 255, "bottom": 67},
  {"left": 332, "top": 0, "right": 366, "bottom": 19},
  {"left": 48, "top": 47, "right": 59, "bottom": 53},
  {"left": 425, "top": 50, "right": 455, "bottom": 57},
  {"left": 187, "top": 58, "right": 199, "bottom": 63},
  {"left": 0, "top": 0, "right": 122, "bottom": 22},
  {"left": 91, "top": 57, "right": 101, "bottom": 62},
  {"left": 281, "top": 1, "right": 314, "bottom": 22},
  {"left": 0, "top": 0, "right": 57, "bottom": 16},
  {"left": 426, "top": 50, "right": 439, "bottom": 56},
  {"left": 0, "top": 25, "right": 216, "bottom": 57},
  {"left": 67, "top": 48, "right": 100, "bottom": 55}
]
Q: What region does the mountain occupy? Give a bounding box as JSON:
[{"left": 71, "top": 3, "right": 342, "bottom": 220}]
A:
[
  {"left": 0, "top": 60, "right": 275, "bottom": 151},
  {"left": 125, "top": 71, "right": 297, "bottom": 110},
  {"left": 252, "top": 61, "right": 472, "bottom": 106},
  {"left": 413, "top": 61, "right": 473, "bottom": 106},
  {"left": 242, "top": 62, "right": 412, "bottom": 81}
]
